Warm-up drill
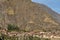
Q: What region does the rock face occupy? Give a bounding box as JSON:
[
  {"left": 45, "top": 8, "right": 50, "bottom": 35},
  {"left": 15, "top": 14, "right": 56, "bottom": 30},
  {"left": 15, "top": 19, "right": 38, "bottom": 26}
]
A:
[{"left": 0, "top": 0, "right": 60, "bottom": 32}]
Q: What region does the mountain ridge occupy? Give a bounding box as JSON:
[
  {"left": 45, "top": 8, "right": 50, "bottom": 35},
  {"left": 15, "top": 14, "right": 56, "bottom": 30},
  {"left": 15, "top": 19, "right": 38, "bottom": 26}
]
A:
[{"left": 0, "top": 0, "right": 60, "bottom": 32}]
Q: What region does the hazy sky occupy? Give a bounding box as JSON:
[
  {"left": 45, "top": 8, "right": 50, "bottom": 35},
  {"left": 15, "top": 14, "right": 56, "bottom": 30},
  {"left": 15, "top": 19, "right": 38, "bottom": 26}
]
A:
[{"left": 32, "top": 0, "right": 60, "bottom": 14}]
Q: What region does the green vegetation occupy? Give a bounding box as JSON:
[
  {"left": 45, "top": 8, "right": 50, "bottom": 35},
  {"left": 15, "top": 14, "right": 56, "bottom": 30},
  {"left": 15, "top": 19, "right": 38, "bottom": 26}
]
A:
[
  {"left": 0, "top": 35, "right": 18, "bottom": 40},
  {"left": 0, "top": 35, "right": 51, "bottom": 40},
  {"left": 24, "top": 26, "right": 31, "bottom": 32},
  {"left": 33, "top": 36, "right": 41, "bottom": 40},
  {"left": 0, "top": 27, "right": 2, "bottom": 29},
  {"left": 7, "top": 24, "right": 19, "bottom": 31},
  {"left": 7, "top": 24, "right": 32, "bottom": 32},
  {"left": 41, "top": 38, "right": 50, "bottom": 40}
]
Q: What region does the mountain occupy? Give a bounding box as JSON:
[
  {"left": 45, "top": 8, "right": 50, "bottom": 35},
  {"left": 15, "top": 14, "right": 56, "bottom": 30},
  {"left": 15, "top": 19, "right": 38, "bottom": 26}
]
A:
[
  {"left": 0, "top": 0, "right": 60, "bottom": 32},
  {"left": 40, "top": 4, "right": 60, "bottom": 24}
]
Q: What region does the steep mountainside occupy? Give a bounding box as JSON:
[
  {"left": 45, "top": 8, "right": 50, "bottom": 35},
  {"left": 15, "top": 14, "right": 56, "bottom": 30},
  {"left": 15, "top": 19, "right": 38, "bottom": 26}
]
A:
[
  {"left": 0, "top": 0, "right": 60, "bottom": 32},
  {"left": 39, "top": 4, "right": 60, "bottom": 23}
]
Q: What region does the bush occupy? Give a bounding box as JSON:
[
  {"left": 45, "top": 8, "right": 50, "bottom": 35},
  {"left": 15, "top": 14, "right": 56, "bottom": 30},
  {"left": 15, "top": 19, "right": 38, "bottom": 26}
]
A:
[
  {"left": 33, "top": 36, "right": 41, "bottom": 40},
  {"left": 7, "top": 24, "right": 19, "bottom": 31}
]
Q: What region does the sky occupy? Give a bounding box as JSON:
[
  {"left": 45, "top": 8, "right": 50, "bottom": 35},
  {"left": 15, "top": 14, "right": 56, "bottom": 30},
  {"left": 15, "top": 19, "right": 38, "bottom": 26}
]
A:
[{"left": 32, "top": 0, "right": 60, "bottom": 14}]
